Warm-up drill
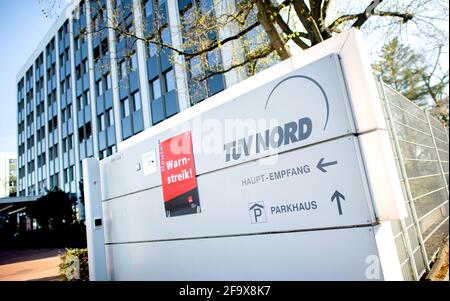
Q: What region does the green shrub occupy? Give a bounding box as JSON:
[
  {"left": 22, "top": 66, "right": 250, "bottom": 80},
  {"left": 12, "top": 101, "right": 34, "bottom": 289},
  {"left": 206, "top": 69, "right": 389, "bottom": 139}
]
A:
[{"left": 59, "top": 248, "right": 89, "bottom": 281}]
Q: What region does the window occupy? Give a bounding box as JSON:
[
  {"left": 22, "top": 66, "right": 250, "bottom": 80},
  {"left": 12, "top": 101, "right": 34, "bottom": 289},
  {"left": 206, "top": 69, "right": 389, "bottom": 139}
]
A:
[
  {"left": 145, "top": 0, "right": 153, "bottom": 17},
  {"left": 76, "top": 66, "right": 82, "bottom": 80},
  {"left": 64, "top": 168, "right": 68, "bottom": 184},
  {"left": 120, "top": 60, "right": 127, "bottom": 79},
  {"left": 83, "top": 92, "right": 90, "bottom": 106},
  {"left": 107, "top": 109, "right": 114, "bottom": 126},
  {"left": 133, "top": 91, "right": 141, "bottom": 111},
  {"left": 96, "top": 80, "right": 103, "bottom": 96},
  {"left": 148, "top": 42, "right": 157, "bottom": 57},
  {"left": 207, "top": 48, "right": 221, "bottom": 69},
  {"left": 164, "top": 69, "right": 176, "bottom": 92},
  {"left": 69, "top": 167, "right": 74, "bottom": 183},
  {"left": 68, "top": 135, "right": 73, "bottom": 150},
  {"left": 122, "top": 98, "right": 130, "bottom": 117},
  {"left": 106, "top": 73, "right": 112, "bottom": 90},
  {"left": 77, "top": 96, "right": 83, "bottom": 111},
  {"left": 200, "top": 0, "right": 214, "bottom": 14},
  {"left": 85, "top": 122, "right": 92, "bottom": 137},
  {"left": 127, "top": 21, "right": 135, "bottom": 34},
  {"left": 98, "top": 114, "right": 106, "bottom": 131},
  {"left": 189, "top": 56, "right": 203, "bottom": 79},
  {"left": 161, "top": 27, "right": 171, "bottom": 45},
  {"left": 151, "top": 78, "right": 161, "bottom": 100},
  {"left": 83, "top": 60, "right": 89, "bottom": 73},
  {"left": 75, "top": 37, "right": 81, "bottom": 51},
  {"left": 130, "top": 52, "right": 138, "bottom": 71}
]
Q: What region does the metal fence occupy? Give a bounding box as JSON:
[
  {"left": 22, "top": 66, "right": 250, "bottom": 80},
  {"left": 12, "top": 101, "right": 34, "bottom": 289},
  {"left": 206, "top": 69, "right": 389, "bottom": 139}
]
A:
[{"left": 377, "top": 79, "right": 449, "bottom": 280}]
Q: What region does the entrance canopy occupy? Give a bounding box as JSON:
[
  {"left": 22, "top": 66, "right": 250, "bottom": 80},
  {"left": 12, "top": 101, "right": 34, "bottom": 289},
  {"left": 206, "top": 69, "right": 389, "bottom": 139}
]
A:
[{"left": 0, "top": 196, "right": 39, "bottom": 215}]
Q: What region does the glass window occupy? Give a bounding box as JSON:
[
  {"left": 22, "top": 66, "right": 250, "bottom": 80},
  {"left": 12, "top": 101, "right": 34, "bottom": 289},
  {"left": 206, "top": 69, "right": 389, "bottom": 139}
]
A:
[
  {"left": 64, "top": 169, "right": 68, "bottom": 184},
  {"left": 84, "top": 92, "right": 90, "bottom": 106},
  {"left": 161, "top": 27, "right": 171, "bottom": 45},
  {"left": 120, "top": 61, "right": 127, "bottom": 79},
  {"left": 106, "top": 73, "right": 112, "bottom": 90},
  {"left": 148, "top": 42, "right": 157, "bottom": 57},
  {"left": 76, "top": 66, "right": 82, "bottom": 79},
  {"left": 164, "top": 69, "right": 176, "bottom": 92},
  {"left": 122, "top": 98, "right": 130, "bottom": 117},
  {"left": 130, "top": 52, "right": 138, "bottom": 71},
  {"left": 99, "top": 114, "right": 105, "bottom": 131},
  {"left": 200, "top": 0, "right": 214, "bottom": 14},
  {"left": 133, "top": 91, "right": 141, "bottom": 111},
  {"left": 151, "top": 78, "right": 161, "bottom": 100},
  {"left": 145, "top": 0, "right": 153, "bottom": 17},
  {"left": 189, "top": 56, "right": 203, "bottom": 79},
  {"left": 207, "top": 49, "right": 221, "bottom": 69},
  {"left": 69, "top": 167, "right": 74, "bottom": 182},
  {"left": 107, "top": 109, "right": 114, "bottom": 126},
  {"left": 83, "top": 60, "right": 89, "bottom": 73},
  {"left": 96, "top": 80, "right": 103, "bottom": 96}
]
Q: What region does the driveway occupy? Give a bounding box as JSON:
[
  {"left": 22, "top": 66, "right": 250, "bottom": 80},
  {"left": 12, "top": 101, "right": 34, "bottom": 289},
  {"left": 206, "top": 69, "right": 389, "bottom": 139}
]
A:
[{"left": 0, "top": 249, "right": 64, "bottom": 281}]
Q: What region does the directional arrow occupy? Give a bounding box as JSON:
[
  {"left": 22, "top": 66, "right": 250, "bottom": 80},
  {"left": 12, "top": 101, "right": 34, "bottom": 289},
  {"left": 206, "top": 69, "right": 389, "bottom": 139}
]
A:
[
  {"left": 317, "top": 158, "right": 338, "bottom": 173},
  {"left": 331, "top": 190, "right": 345, "bottom": 215}
]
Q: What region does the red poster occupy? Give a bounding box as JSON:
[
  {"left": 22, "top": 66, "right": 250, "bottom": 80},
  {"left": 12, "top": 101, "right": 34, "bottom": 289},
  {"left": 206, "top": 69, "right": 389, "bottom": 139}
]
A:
[{"left": 159, "top": 131, "right": 201, "bottom": 217}]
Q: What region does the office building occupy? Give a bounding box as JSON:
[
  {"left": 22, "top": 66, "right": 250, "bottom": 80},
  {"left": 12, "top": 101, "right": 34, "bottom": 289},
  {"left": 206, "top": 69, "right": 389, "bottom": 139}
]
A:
[
  {"left": 0, "top": 152, "right": 17, "bottom": 198},
  {"left": 16, "top": 0, "right": 278, "bottom": 209}
]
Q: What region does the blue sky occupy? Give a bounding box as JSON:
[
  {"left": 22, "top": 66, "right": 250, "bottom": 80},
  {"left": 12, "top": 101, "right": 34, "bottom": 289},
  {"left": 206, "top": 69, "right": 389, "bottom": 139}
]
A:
[{"left": 0, "top": 0, "right": 61, "bottom": 153}]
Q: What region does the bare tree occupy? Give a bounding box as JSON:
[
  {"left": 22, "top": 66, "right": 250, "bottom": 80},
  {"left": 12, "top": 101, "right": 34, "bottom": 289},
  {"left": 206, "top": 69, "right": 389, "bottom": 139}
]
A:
[{"left": 41, "top": 0, "right": 446, "bottom": 103}]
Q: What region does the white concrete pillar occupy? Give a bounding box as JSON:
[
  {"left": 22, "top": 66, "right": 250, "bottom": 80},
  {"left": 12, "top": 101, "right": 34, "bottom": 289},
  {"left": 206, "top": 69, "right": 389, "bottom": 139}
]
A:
[
  {"left": 86, "top": 0, "right": 100, "bottom": 157},
  {"left": 82, "top": 158, "right": 107, "bottom": 281},
  {"left": 133, "top": 0, "right": 152, "bottom": 128},
  {"left": 106, "top": 0, "right": 124, "bottom": 144},
  {"left": 55, "top": 34, "right": 65, "bottom": 189},
  {"left": 167, "top": 0, "right": 191, "bottom": 111},
  {"left": 69, "top": 16, "right": 82, "bottom": 194}
]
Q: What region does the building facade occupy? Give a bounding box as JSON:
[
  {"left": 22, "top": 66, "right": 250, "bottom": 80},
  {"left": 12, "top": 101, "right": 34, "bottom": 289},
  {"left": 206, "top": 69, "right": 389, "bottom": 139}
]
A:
[
  {"left": 16, "top": 0, "right": 275, "bottom": 207},
  {"left": 0, "top": 153, "right": 17, "bottom": 198}
]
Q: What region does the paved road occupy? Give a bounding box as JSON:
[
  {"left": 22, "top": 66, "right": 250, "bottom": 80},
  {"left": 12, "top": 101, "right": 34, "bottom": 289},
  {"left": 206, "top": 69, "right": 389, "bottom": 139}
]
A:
[{"left": 0, "top": 249, "right": 64, "bottom": 281}]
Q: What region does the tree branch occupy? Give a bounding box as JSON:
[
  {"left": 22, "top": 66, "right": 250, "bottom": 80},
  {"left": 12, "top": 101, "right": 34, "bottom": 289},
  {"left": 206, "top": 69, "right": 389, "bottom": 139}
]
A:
[
  {"left": 328, "top": 10, "right": 414, "bottom": 30},
  {"left": 262, "top": 0, "right": 310, "bottom": 49},
  {"left": 256, "top": 0, "right": 291, "bottom": 59},
  {"left": 290, "top": 0, "right": 323, "bottom": 43},
  {"left": 200, "top": 45, "right": 275, "bottom": 81}
]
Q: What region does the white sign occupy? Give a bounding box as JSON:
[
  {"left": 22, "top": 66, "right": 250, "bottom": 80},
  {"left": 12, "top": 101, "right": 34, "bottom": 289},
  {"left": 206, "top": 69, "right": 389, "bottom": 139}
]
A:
[
  {"left": 105, "top": 226, "right": 382, "bottom": 280},
  {"left": 100, "top": 54, "right": 356, "bottom": 201},
  {"left": 103, "top": 136, "right": 375, "bottom": 244},
  {"left": 87, "top": 30, "right": 405, "bottom": 281}
]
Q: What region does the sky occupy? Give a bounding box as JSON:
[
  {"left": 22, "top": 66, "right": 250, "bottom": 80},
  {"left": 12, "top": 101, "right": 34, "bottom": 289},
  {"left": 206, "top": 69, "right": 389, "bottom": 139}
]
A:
[
  {"left": 0, "top": 0, "right": 64, "bottom": 153},
  {"left": 0, "top": 0, "right": 448, "bottom": 154}
]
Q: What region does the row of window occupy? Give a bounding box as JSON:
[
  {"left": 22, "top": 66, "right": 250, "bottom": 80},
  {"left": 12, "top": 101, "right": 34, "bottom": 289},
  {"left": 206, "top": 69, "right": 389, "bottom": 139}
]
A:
[{"left": 16, "top": 0, "right": 235, "bottom": 195}]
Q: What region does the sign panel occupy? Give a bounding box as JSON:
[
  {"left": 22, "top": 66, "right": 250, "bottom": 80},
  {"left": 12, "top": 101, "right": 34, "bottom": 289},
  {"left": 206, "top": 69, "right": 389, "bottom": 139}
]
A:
[
  {"left": 101, "top": 54, "right": 356, "bottom": 202},
  {"left": 159, "top": 131, "right": 201, "bottom": 217},
  {"left": 103, "top": 136, "right": 375, "bottom": 244},
  {"left": 188, "top": 54, "right": 356, "bottom": 175},
  {"left": 105, "top": 226, "right": 382, "bottom": 281}
]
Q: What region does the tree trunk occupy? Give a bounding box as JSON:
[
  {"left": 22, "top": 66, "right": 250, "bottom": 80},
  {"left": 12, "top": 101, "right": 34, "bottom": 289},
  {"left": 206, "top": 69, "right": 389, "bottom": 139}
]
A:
[{"left": 256, "top": 0, "right": 292, "bottom": 60}]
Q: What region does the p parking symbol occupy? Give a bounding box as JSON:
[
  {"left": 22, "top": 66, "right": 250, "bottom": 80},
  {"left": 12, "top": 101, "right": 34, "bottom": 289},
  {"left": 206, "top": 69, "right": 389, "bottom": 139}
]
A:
[{"left": 249, "top": 202, "right": 267, "bottom": 224}]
